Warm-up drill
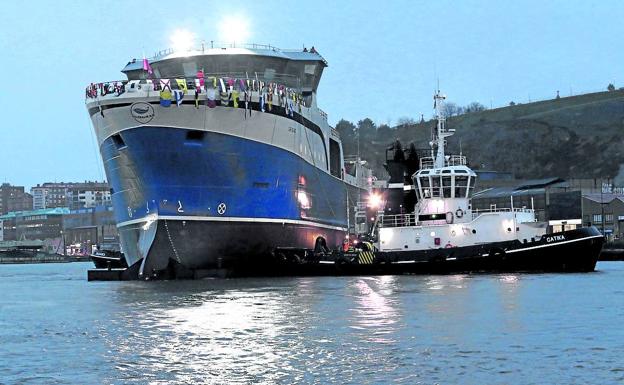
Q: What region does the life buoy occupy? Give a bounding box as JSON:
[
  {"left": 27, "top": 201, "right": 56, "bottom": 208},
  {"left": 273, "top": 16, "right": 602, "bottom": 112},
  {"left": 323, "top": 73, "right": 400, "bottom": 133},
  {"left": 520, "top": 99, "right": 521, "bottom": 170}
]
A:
[
  {"left": 455, "top": 208, "right": 464, "bottom": 218},
  {"left": 445, "top": 211, "right": 454, "bottom": 224}
]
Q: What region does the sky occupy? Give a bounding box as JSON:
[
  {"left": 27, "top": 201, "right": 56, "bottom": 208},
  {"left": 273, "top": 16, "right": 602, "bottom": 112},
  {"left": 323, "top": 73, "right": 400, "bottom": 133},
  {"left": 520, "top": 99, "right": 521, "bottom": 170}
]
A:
[{"left": 1, "top": 0, "right": 623, "bottom": 189}]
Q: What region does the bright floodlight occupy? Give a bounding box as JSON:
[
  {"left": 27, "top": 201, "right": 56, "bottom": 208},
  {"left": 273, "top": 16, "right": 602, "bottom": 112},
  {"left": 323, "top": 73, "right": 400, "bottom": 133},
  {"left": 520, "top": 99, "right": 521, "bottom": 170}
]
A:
[
  {"left": 170, "top": 29, "right": 195, "bottom": 52},
  {"left": 368, "top": 193, "right": 383, "bottom": 209},
  {"left": 219, "top": 16, "right": 249, "bottom": 45}
]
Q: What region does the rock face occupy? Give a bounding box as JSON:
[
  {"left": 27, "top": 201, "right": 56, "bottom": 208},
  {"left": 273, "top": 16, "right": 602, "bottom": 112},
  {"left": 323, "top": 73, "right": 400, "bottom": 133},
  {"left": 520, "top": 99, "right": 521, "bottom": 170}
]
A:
[{"left": 389, "top": 90, "right": 624, "bottom": 179}]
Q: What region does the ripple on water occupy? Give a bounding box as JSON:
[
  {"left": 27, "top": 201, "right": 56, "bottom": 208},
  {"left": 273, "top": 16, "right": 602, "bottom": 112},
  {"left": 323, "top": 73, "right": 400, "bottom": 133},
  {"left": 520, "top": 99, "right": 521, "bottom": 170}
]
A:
[{"left": 1, "top": 263, "right": 624, "bottom": 384}]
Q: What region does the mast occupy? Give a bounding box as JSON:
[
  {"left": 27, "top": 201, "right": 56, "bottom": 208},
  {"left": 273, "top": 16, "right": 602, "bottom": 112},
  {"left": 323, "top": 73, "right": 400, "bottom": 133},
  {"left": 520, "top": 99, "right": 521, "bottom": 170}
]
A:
[{"left": 432, "top": 90, "right": 453, "bottom": 168}]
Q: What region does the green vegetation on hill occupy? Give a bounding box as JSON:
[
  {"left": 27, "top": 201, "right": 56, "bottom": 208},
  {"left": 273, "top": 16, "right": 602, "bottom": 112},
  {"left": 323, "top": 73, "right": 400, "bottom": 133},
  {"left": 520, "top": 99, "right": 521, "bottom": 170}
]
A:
[{"left": 337, "top": 89, "right": 624, "bottom": 180}]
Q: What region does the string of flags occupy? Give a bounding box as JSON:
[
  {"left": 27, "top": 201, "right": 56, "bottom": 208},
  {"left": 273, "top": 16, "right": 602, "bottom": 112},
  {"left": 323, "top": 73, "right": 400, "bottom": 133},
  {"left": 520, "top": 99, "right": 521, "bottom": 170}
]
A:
[{"left": 86, "top": 74, "right": 305, "bottom": 118}]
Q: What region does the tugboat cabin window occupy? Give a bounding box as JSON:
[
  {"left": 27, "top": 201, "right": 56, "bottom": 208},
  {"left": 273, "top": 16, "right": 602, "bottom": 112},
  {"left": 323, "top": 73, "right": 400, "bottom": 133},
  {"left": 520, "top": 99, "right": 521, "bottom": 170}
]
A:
[
  {"left": 431, "top": 176, "right": 441, "bottom": 197},
  {"left": 455, "top": 176, "right": 468, "bottom": 198},
  {"left": 419, "top": 176, "right": 431, "bottom": 198},
  {"left": 442, "top": 176, "right": 452, "bottom": 198},
  {"left": 467, "top": 176, "right": 476, "bottom": 196}
]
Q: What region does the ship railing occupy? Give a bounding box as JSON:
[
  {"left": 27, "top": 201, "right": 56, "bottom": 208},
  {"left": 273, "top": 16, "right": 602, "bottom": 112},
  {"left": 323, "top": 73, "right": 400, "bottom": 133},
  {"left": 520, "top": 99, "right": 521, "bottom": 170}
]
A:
[
  {"left": 355, "top": 201, "right": 368, "bottom": 211},
  {"left": 471, "top": 207, "right": 534, "bottom": 220},
  {"left": 378, "top": 213, "right": 419, "bottom": 228},
  {"left": 85, "top": 74, "right": 307, "bottom": 104},
  {"left": 319, "top": 108, "right": 328, "bottom": 122},
  {"left": 419, "top": 155, "right": 467, "bottom": 169},
  {"left": 150, "top": 42, "right": 328, "bottom": 66}
]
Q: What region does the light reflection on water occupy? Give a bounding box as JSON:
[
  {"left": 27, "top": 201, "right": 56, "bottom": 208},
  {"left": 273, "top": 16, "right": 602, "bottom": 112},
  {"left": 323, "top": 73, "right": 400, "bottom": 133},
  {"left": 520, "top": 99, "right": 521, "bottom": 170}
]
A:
[{"left": 1, "top": 262, "right": 624, "bottom": 384}]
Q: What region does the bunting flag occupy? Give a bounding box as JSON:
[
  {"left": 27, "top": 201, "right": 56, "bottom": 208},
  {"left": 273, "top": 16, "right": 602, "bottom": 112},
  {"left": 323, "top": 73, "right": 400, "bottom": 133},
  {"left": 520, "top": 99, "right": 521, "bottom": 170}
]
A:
[
  {"left": 160, "top": 79, "right": 171, "bottom": 91},
  {"left": 142, "top": 58, "right": 153, "bottom": 75},
  {"left": 220, "top": 91, "right": 229, "bottom": 106},
  {"left": 196, "top": 70, "right": 205, "bottom": 87},
  {"left": 160, "top": 89, "right": 172, "bottom": 107},
  {"left": 288, "top": 98, "right": 294, "bottom": 117},
  {"left": 244, "top": 91, "right": 249, "bottom": 118},
  {"left": 173, "top": 90, "right": 184, "bottom": 106},
  {"left": 175, "top": 79, "right": 188, "bottom": 93},
  {"left": 206, "top": 88, "right": 216, "bottom": 108},
  {"left": 232, "top": 90, "right": 239, "bottom": 108}
]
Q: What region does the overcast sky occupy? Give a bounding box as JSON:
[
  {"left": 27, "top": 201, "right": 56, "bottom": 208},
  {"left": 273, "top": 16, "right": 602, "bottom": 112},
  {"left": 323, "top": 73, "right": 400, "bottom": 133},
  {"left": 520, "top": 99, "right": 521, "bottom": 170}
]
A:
[{"left": 1, "top": 0, "right": 623, "bottom": 188}]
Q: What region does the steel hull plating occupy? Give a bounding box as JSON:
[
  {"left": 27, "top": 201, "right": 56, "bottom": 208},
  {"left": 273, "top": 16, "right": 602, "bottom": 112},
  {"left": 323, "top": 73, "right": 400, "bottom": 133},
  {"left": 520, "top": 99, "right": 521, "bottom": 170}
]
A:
[
  {"left": 374, "top": 227, "right": 604, "bottom": 274},
  {"left": 101, "top": 126, "right": 357, "bottom": 271}
]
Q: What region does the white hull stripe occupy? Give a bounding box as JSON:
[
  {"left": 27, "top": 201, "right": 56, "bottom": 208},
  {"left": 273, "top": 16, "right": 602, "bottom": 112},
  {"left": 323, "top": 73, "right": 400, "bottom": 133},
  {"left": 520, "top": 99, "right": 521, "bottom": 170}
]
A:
[
  {"left": 389, "top": 234, "right": 602, "bottom": 263},
  {"left": 117, "top": 215, "right": 347, "bottom": 232},
  {"left": 504, "top": 235, "right": 603, "bottom": 254}
]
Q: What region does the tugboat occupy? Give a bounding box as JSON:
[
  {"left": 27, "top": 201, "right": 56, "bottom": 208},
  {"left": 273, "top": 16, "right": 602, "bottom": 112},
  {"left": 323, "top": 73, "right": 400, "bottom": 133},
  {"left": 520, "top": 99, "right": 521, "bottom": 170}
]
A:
[{"left": 370, "top": 91, "right": 604, "bottom": 273}]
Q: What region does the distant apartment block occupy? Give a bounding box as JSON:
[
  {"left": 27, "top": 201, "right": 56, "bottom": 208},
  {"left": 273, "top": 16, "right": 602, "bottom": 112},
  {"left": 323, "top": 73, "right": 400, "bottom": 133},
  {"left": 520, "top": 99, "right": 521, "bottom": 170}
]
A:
[
  {"left": 31, "top": 181, "right": 111, "bottom": 210},
  {"left": 0, "top": 183, "right": 33, "bottom": 215}
]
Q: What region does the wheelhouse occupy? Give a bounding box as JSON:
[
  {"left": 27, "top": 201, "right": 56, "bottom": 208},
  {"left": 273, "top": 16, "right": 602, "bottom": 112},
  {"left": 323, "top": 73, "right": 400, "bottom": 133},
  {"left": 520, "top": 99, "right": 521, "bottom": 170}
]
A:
[{"left": 413, "top": 165, "right": 477, "bottom": 200}]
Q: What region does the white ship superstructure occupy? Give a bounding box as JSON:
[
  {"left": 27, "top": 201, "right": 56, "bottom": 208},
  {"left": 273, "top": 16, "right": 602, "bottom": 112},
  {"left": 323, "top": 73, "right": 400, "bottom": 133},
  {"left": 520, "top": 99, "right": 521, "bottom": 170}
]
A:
[{"left": 377, "top": 91, "right": 547, "bottom": 254}]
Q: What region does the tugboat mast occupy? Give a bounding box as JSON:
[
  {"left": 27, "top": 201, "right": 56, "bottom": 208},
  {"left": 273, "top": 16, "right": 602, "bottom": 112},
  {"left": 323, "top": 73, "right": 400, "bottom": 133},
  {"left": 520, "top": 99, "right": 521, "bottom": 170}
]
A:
[{"left": 432, "top": 90, "right": 454, "bottom": 168}]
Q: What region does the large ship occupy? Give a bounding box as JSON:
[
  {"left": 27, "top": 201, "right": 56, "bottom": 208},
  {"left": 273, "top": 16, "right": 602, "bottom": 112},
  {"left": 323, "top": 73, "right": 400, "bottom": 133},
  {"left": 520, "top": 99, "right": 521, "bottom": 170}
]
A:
[{"left": 85, "top": 43, "right": 371, "bottom": 278}]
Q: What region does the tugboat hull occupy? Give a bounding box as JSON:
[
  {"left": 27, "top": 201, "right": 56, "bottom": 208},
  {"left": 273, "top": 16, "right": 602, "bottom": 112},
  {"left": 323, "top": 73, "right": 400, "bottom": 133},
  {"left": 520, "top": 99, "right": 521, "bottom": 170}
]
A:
[{"left": 369, "top": 226, "right": 605, "bottom": 274}]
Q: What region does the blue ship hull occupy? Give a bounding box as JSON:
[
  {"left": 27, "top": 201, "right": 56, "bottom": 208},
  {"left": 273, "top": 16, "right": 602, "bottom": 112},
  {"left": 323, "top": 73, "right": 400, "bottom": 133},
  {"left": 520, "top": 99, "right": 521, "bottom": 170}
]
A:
[{"left": 101, "top": 126, "right": 358, "bottom": 272}]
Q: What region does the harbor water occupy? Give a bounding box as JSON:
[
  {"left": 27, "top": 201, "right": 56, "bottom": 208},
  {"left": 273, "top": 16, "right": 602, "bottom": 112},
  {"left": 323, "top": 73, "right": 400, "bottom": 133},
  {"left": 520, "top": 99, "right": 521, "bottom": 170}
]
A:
[{"left": 1, "top": 262, "right": 623, "bottom": 385}]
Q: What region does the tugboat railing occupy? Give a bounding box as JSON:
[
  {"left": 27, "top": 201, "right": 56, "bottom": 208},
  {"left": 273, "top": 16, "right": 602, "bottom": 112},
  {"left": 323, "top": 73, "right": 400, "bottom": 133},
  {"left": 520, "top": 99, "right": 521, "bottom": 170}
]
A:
[
  {"left": 378, "top": 206, "right": 535, "bottom": 228},
  {"left": 420, "top": 155, "right": 467, "bottom": 169},
  {"left": 471, "top": 207, "right": 534, "bottom": 220},
  {"left": 378, "top": 214, "right": 418, "bottom": 228}
]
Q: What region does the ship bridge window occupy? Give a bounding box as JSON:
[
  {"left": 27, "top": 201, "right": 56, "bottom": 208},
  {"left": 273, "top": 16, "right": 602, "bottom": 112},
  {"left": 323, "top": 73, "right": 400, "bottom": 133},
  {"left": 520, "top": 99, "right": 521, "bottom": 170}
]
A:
[
  {"left": 431, "top": 176, "right": 441, "bottom": 198},
  {"left": 455, "top": 176, "right": 468, "bottom": 198},
  {"left": 329, "top": 139, "right": 341, "bottom": 178},
  {"left": 442, "top": 169, "right": 451, "bottom": 174},
  {"left": 182, "top": 62, "right": 198, "bottom": 77},
  {"left": 264, "top": 68, "right": 276, "bottom": 81},
  {"left": 419, "top": 176, "right": 431, "bottom": 198},
  {"left": 467, "top": 176, "right": 476, "bottom": 196},
  {"left": 442, "top": 176, "right": 452, "bottom": 198}
]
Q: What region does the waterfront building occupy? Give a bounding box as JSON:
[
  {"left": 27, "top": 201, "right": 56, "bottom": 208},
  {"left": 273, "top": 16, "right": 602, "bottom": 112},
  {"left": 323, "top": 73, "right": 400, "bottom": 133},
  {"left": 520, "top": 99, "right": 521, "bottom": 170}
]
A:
[
  {"left": 31, "top": 181, "right": 110, "bottom": 210},
  {"left": 0, "top": 183, "right": 33, "bottom": 215},
  {"left": 62, "top": 205, "right": 118, "bottom": 254},
  {"left": 581, "top": 193, "right": 624, "bottom": 240},
  {"left": 0, "top": 207, "right": 69, "bottom": 242},
  {"left": 472, "top": 177, "right": 581, "bottom": 224}
]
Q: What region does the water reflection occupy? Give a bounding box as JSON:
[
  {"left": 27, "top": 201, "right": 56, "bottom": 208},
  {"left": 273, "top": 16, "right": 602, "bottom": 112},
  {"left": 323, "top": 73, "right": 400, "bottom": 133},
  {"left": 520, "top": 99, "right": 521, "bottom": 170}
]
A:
[
  {"left": 105, "top": 279, "right": 311, "bottom": 384},
  {"left": 350, "top": 276, "right": 400, "bottom": 343}
]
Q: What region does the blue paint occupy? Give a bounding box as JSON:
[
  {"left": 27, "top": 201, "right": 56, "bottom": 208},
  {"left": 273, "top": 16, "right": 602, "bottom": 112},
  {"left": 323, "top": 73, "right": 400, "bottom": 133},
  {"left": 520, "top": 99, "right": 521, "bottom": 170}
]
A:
[{"left": 100, "top": 126, "right": 349, "bottom": 227}]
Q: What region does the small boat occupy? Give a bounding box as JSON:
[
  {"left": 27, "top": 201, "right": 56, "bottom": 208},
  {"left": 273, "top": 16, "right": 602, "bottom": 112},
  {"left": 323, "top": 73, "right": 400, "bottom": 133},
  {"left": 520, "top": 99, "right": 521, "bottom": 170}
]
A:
[
  {"left": 366, "top": 91, "right": 604, "bottom": 273},
  {"left": 90, "top": 250, "right": 128, "bottom": 269}
]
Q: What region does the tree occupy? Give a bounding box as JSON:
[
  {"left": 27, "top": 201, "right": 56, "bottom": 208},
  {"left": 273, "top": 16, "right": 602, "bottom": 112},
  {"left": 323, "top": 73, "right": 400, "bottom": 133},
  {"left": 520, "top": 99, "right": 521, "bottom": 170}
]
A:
[
  {"left": 357, "top": 118, "right": 377, "bottom": 142},
  {"left": 464, "top": 102, "right": 487, "bottom": 113},
  {"left": 396, "top": 117, "right": 416, "bottom": 127},
  {"left": 444, "top": 102, "right": 463, "bottom": 117},
  {"left": 607, "top": 83, "right": 616, "bottom": 91},
  {"left": 376, "top": 124, "right": 393, "bottom": 143},
  {"left": 509, "top": 101, "right": 516, "bottom": 106},
  {"left": 335, "top": 119, "right": 356, "bottom": 154}
]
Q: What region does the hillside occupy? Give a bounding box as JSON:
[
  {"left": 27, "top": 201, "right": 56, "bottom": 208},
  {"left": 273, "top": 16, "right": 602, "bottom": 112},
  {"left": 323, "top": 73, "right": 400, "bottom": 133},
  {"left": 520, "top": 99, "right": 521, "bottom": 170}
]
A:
[{"left": 339, "top": 90, "right": 624, "bottom": 181}]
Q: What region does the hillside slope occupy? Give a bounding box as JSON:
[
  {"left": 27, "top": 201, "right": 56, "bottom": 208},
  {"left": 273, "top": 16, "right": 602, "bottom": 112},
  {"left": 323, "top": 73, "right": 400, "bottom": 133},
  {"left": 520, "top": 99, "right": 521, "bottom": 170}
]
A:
[{"left": 388, "top": 90, "right": 624, "bottom": 180}]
